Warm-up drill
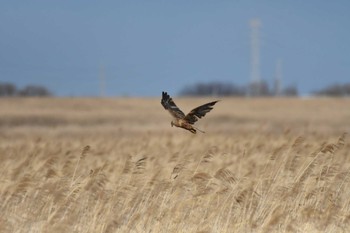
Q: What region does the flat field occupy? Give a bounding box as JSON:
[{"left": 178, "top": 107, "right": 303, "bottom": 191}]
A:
[{"left": 0, "top": 97, "right": 350, "bottom": 233}]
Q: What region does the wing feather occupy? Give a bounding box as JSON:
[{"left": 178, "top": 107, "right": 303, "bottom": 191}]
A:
[
  {"left": 184, "top": 100, "right": 219, "bottom": 125},
  {"left": 161, "top": 91, "right": 185, "bottom": 119}
]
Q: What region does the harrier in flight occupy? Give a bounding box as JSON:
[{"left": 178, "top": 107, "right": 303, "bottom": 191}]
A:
[{"left": 161, "top": 91, "right": 219, "bottom": 134}]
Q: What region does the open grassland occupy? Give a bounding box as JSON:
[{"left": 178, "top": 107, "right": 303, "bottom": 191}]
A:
[{"left": 0, "top": 97, "right": 350, "bottom": 233}]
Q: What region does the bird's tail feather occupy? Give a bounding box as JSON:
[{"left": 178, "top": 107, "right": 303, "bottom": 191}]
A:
[{"left": 193, "top": 126, "right": 205, "bottom": 133}]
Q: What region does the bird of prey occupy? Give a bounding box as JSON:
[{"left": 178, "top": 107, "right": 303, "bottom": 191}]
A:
[{"left": 161, "top": 91, "right": 219, "bottom": 134}]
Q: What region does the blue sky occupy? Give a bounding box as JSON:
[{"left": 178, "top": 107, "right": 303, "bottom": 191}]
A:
[{"left": 1, "top": 1, "right": 349, "bottom": 96}]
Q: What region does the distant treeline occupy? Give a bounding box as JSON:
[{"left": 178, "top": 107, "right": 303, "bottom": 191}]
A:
[
  {"left": 313, "top": 83, "right": 350, "bottom": 97},
  {"left": 0, "top": 82, "right": 52, "bottom": 97},
  {"left": 2, "top": 80, "right": 350, "bottom": 97},
  {"left": 179, "top": 81, "right": 297, "bottom": 97},
  {"left": 180, "top": 81, "right": 350, "bottom": 97}
]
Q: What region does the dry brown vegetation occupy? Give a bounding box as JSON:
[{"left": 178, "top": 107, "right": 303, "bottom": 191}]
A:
[{"left": 0, "top": 97, "right": 350, "bottom": 233}]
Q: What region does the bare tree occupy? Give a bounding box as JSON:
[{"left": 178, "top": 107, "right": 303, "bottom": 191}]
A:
[
  {"left": 18, "top": 85, "right": 52, "bottom": 97},
  {"left": 282, "top": 85, "right": 298, "bottom": 96},
  {"left": 179, "top": 82, "right": 246, "bottom": 97},
  {"left": 248, "top": 80, "right": 272, "bottom": 96},
  {"left": 314, "top": 83, "right": 350, "bottom": 97},
  {"left": 0, "top": 82, "right": 17, "bottom": 96}
]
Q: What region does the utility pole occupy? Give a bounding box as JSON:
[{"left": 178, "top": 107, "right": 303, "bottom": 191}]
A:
[
  {"left": 99, "top": 65, "right": 105, "bottom": 97},
  {"left": 274, "top": 59, "right": 282, "bottom": 96},
  {"left": 250, "top": 18, "right": 261, "bottom": 96}
]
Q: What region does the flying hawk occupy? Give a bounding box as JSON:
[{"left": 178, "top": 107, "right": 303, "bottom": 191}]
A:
[{"left": 161, "top": 91, "right": 219, "bottom": 134}]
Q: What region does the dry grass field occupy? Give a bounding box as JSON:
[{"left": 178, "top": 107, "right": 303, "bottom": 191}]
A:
[{"left": 0, "top": 97, "right": 350, "bottom": 233}]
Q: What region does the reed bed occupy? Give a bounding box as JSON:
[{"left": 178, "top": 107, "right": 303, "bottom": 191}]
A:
[{"left": 0, "top": 97, "right": 349, "bottom": 233}]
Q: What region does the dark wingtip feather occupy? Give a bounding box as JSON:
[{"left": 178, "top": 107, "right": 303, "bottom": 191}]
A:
[
  {"left": 162, "top": 91, "right": 169, "bottom": 100},
  {"left": 161, "top": 91, "right": 170, "bottom": 109}
]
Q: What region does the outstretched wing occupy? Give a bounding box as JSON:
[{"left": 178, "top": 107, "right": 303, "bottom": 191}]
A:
[
  {"left": 161, "top": 91, "right": 185, "bottom": 119},
  {"left": 184, "top": 100, "right": 219, "bottom": 125}
]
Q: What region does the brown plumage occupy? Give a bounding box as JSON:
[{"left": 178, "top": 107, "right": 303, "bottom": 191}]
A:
[{"left": 161, "top": 91, "right": 219, "bottom": 134}]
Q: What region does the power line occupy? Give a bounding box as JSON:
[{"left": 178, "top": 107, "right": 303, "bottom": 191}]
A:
[{"left": 250, "top": 18, "right": 261, "bottom": 96}]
